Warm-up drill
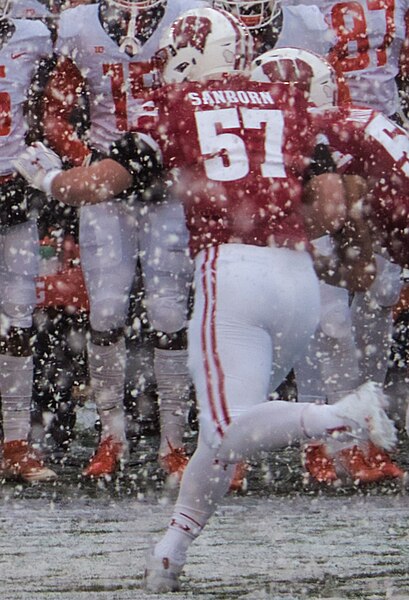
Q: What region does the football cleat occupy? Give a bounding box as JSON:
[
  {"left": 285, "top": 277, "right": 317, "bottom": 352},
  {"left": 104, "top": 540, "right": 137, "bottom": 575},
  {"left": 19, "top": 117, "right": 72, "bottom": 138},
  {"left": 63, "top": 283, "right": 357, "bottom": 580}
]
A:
[
  {"left": 365, "top": 442, "right": 405, "bottom": 479},
  {"left": 158, "top": 444, "right": 189, "bottom": 482},
  {"left": 1, "top": 440, "right": 57, "bottom": 483},
  {"left": 229, "top": 461, "right": 249, "bottom": 492},
  {"left": 82, "top": 436, "right": 127, "bottom": 478},
  {"left": 144, "top": 551, "right": 183, "bottom": 593},
  {"left": 335, "top": 446, "right": 385, "bottom": 484},
  {"left": 333, "top": 381, "right": 397, "bottom": 451},
  {"left": 303, "top": 442, "right": 338, "bottom": 484}
]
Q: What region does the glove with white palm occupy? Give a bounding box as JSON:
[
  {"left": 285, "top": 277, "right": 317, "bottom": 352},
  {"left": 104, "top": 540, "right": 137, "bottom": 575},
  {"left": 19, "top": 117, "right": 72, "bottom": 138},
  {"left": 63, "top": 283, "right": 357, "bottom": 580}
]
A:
[{"left": 12, "top": 142, "right": 62, "bottom": 195}]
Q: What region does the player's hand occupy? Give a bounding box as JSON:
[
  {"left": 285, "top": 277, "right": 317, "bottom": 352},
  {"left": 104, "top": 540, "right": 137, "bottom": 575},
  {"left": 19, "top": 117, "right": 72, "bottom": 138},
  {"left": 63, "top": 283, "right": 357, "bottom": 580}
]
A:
[{"left": 12, "top": 142, "right": 62, "bottom": 193}]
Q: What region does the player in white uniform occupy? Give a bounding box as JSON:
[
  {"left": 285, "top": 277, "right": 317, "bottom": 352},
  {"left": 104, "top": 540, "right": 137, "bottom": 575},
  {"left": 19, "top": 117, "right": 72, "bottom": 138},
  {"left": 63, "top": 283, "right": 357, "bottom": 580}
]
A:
[
  {"left": 9, "top": 0, "right": 51, "bottom": 19},
  {"left": 0, "top": 0, "right": 56, "bottom": 482},
  {"left": 214, "top": 0, "right": 335, "bottom": 55},
  {"left": 42, "top": 0, "right": 209, "bottom": 478}
]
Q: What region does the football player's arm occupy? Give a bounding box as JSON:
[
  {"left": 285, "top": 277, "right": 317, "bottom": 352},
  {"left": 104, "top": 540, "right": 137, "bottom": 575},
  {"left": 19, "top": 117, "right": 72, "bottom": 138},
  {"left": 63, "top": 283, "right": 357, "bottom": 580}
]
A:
[
  {"left": 316, "top": 175, "right": 377, "bottom": 292},
  {"left": 13, "top": 133, "right": 163, "bottom": 206},
  {"left": 41, "top": 56, "right": 91, "bottom": 166},
  {"left": 301, "top": 143, "right": 347, "bottom": 238},
  {"left": 50, "top": 159, "right": 133, "bottom": 205}
]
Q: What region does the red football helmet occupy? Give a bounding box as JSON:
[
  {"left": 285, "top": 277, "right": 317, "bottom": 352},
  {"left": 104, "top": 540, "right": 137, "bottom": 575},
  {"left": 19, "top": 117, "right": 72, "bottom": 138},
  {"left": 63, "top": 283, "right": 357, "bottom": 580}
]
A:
[
  {"left": 213, "top": 0, "right": 280, "bottom": 30},
  {"left": 251, "top": 47, "right": 339, "bottom": 108},
  {"left": 156, "top": 7, "right": 254, "bottom": 84}
]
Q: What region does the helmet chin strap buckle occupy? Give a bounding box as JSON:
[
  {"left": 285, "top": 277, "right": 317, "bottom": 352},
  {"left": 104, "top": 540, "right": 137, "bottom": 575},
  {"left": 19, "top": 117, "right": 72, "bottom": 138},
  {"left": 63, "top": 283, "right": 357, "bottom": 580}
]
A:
[{"left": 119, "top": 8, "right": 141, "bottom": 56}]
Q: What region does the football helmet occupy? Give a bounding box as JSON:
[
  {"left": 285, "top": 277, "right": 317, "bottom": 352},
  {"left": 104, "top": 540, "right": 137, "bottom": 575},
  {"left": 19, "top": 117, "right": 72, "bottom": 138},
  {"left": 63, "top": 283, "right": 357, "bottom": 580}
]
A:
[
  {"left": 108, "top": 0, "right": 165, "bottom": 10},
  {"left": 156, "top": 7, "right": 254, "bottom": 84},
  {"left": 213, "top": 0, "right": 280, "bottom": 30},
  {"left": 251, "top": 47, "right": 338, "bottom": 108},
  {"left": 0, "top": 0, "right": 11, "bottom": 19}
]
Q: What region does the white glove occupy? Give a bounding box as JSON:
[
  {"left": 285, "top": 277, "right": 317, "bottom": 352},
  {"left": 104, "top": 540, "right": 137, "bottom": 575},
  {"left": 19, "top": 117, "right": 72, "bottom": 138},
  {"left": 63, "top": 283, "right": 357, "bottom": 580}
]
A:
[{"left": 12, "top": 142, "right": 63, "bottom": 195}]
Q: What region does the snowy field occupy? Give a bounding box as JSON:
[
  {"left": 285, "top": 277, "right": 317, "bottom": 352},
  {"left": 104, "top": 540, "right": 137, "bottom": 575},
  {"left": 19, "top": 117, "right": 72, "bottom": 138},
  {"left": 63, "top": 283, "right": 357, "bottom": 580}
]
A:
[
  {"left": 1, "top": 493, "right": 409, "bottom": 600},
  {"left": 1, "top": 418, "right": 409, "bottom": 600}
]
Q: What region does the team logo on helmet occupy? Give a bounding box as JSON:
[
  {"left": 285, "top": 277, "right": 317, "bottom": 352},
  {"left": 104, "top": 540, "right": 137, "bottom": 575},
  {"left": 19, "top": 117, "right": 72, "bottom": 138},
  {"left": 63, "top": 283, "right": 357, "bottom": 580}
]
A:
[
  {"left": 171, "top": 16, "right": 213, "bottom": 54},
  {"left": 257, "top": 57, "right": 314, "bottom": 96}
]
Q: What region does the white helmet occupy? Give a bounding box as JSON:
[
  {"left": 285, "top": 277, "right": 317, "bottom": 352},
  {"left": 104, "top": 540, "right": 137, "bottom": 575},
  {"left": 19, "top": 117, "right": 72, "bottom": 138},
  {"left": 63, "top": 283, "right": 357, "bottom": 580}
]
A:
[
  {"left": 0, "top": 0, "right": 11, "bottom": 19},
  {"left": 213, "top": 0, "right": 280, "bottom": 30},
  {"left": 156, "top": 7, "right": 254, "bottom": 84},
  {"left": 251, "top": 47, "right": 338, "bottom": 108},
  {"left": 103, "top": 0, "right": 167, "bottom": 55}
]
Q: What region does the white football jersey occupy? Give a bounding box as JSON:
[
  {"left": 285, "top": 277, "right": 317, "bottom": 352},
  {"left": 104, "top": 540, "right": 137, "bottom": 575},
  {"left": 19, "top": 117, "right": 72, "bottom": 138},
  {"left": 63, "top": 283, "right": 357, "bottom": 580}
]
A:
[
  {"left": 55, "top": 1, "right": 210, "bottom": 150},
  {"left": 10, "top": 0, "right": 51, "bottom": 19},
  {"left": 283, "top": 0, "right": 409, "bottom": 115},
  {"left": 274, "top": 5, "right": 336, "bottom": 56},
  {"left": 0, "top": 19, "right": 52, "bottom": 175}
]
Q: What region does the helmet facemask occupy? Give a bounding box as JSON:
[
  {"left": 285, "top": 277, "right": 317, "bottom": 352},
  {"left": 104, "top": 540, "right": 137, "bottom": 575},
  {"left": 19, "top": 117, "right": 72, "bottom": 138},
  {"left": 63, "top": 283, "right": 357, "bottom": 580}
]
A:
[
  {"left": 101, "top": 0, "right": 166, "bottom": 55},
  {"left": 213, "top": 0, "right": 280, "bottom": 30}
]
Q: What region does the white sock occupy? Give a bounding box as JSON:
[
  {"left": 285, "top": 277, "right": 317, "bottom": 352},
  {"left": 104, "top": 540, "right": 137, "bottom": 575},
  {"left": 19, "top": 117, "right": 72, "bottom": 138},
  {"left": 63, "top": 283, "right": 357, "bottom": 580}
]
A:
[
  {"left": 0, "top": 354, "right": 33, "bottom": 442},
  {"left": 154, "top": 347, "right": 191, "bottom": 455},
  {"left": 88, "top": 338, "right": 127, "bottom": 442},
  {"left": 154, "top": 436, "right": 234, "bottom": 566},
  {"left": 351, "top": 298, "right": 394, "bottom": 385}
]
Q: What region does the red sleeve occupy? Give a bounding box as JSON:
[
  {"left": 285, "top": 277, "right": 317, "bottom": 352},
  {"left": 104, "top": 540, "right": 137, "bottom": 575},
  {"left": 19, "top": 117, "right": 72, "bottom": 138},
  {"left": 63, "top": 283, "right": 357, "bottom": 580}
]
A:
[{"left": 42, "top": 57, "right": 91, "bottom": 166}]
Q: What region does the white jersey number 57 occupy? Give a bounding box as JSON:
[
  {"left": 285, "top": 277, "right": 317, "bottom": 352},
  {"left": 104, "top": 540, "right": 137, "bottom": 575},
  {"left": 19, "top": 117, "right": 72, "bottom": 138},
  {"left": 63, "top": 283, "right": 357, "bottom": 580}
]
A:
[{"left": 195, "top": 107, "right": 286, "bottom": 182}]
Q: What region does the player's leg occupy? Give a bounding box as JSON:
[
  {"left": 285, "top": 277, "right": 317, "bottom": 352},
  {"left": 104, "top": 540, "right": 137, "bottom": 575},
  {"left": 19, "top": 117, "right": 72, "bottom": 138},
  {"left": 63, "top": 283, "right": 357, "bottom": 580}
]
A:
[
  {"left": 0, "top": 220, "right": 56, "bottom": 482},
  {"left": 145, "top": 245, "right": 321, "bottom": 591},
  {"left": 140, "top": 198, "right": 194, "bottom": 479},
  {"left": 349, "top": 254, "right": 405, "bottom": 480},
  {"left": 351, "top": 253, "right": 402, "bottom": 385},
  {"left": 80, "top": 201, "right": 140, "bottom": 476}
]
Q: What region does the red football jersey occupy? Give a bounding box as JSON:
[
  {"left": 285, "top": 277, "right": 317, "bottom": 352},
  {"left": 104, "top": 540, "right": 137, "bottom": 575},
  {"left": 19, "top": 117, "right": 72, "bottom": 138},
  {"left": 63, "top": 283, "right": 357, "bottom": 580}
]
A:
[
  {"left": 313, "top": 106, "right": 409, "bottom": 266},
  {"left": 134, "top": 75, "right": 318, "bottom": 257}
]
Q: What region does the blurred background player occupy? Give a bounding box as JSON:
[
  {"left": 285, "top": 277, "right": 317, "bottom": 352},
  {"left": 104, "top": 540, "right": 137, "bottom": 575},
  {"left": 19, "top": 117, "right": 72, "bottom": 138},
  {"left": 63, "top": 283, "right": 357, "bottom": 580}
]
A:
[
  {"left": 213, "top": 0, "right": 335, "bottom": 55},
  {"left": 9, "top": 0, "right": 51, "bottom": 19},
  {"left": 281, "top": 0, "right": 409, "bottom": 482},
  {"left": 41, "top": 0, "right": 209, "bottom": 479},
  {"left": 252, "top": 46, "right": 406, "bottom": 483},
  {"left": 0, "top": 0, "right": 56, "bottom": 482}
]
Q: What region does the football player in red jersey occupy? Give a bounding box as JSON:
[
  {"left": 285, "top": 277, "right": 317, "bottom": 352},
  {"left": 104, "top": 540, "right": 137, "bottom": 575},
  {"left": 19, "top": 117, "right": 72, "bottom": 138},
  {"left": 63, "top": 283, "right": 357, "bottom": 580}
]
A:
[
  {"left": 13, "top": 8, "right": 398, "bottom": 590},
  {"left": 252, "top": 46, "right": 406, "bottom": 483},
  {"left": 285, "top": 0, "right": 409, "bottom": 467},
  {"left": 41, "top": 0, "right": 210, "bottom": 480},
  {"left": 218, "top": 0, "right": 408, "bottom": 485}
]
